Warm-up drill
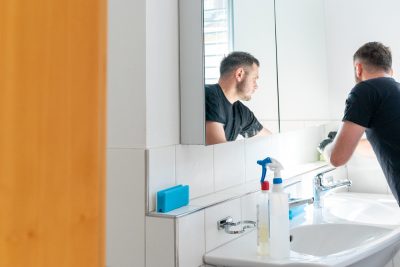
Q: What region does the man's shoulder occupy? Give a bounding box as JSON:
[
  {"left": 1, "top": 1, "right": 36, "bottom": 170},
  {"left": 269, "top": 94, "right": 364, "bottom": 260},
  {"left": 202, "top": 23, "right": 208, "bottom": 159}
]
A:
[
  {"left": 205, "top": 84, "right": 223, "bottom": 100},
  {"left": 358, "top": 77, "right": 397, "bottom": 90},
  {"left": 351, "top": 77, "right": 399, "bottom": 97},
  {"left": 233, "top": 100, "right": 251, "bottom": 111},
  {"left": 205, "top": 83, "right": 220, "bottom": 93}
]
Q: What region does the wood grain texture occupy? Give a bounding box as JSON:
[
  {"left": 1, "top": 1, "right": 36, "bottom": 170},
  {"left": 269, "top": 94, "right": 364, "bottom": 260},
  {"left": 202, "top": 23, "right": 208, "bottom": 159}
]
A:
[{"left": 0, "top": 0, "right": 107, "bottom": 266}]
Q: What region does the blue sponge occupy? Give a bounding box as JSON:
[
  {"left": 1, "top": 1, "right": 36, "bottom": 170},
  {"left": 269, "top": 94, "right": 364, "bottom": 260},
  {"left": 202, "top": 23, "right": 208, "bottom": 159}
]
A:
[{"left": 157, "top": 185, "right": 189, "bottom": 213}]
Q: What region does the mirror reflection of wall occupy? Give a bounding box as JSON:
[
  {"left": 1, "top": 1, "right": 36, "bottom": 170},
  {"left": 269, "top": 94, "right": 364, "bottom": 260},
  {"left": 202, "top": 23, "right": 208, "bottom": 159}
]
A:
[
  {"left": 203, "top": 0, "right": 279, "bottom": 145},
  {"left": 275, "top": 0, "right": 330, "bottom": 132}
]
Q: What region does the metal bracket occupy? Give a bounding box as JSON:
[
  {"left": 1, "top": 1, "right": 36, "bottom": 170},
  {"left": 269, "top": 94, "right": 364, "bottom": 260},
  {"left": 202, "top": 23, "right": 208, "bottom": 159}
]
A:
[{"left": 217, "top": 216, "right": 256, "bottom": 234}]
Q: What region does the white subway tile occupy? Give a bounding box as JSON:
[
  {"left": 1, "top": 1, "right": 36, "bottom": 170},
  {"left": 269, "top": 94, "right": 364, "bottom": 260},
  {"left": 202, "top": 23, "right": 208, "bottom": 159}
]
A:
[
  {"left": 107, "top": 149, "right": 146, "bottom": 267},
  {"left": 146, "top": 216, "right": 175, "bottom": 267},
  {"left": 241, "top": 192, "right": 258, "bottom": 222},
  {"left": 384, "top": 259, "right": 394, "bottom": 267},
  {"left": 176, "top": 145, "right": 214, "bottom": 198},
  {"left": 147, "top": 146, "right": 176, "bottom": 212},
  {"left": 245, "top": 135, "right": 277, "bottom": 183},
  {"left": 214, "top": 140, "right": 246, "bottom": 191},
  {"left": 177, "top": 211, "right": 206, "bottom": 267},
  {"left": 280, "top": 121, "right": 306, "bottom": 132},
  {"left": 205, "top": 198, "right": 242, "bottom": 252},
  {"left": 393, "top": 247, "right": 400, "bottom": 267}
]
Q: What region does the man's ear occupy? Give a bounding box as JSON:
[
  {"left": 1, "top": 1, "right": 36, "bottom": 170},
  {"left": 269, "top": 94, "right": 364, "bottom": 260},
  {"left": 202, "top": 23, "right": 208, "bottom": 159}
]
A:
[
  {"left": 355, "top": 63, "right": 363, "bottom": 78},
  {"left": 234, "top": 67, "right": 245, "bottom": 82}
]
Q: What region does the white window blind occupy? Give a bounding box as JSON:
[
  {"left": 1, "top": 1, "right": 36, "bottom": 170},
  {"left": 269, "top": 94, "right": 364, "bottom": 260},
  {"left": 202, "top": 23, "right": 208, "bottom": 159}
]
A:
[{"left": 203, "top": 0, "right": 233, "bottom": 84}]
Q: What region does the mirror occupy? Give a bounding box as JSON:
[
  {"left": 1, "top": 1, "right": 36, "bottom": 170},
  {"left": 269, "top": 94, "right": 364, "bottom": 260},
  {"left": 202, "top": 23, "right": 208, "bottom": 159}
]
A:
[
  {"left": 202, "top": 0, "right": 331, "bottom": 144},
  {"left": 179, "top": 0, "right": 400, "bottom": 145},
  {"left": 203, "top": 0, "right": 280, "bottom": 145}
]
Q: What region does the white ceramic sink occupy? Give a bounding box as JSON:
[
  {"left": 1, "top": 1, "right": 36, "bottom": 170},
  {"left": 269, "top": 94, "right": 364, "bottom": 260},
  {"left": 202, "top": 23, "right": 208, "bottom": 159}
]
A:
[
  {"left": 290, "top": 223, "right": 390, "bottom": 256},
  {"left": 204, "top": 192, "right": 400, "bottom": 267},
  {"left": 323, "top": 193, "right": 400, "bottom": 226}
]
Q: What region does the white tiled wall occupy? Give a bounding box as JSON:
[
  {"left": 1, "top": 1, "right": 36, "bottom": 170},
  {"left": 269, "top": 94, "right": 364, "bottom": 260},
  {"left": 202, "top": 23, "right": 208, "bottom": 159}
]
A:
[
  {"left": 205, "top": 198, "right": 242, "bottom": 252},
  {"left": 214, "top": 140, "right": 246, "bottom": 191},
  {"left": 147, "top": 146, "right": 176, "bottom": 211},
  {"left": 244, "top": 134, "right": 277, "bottom": 183},
  {"left": 241, "top": 192, "right": 258, "bottom": 222},
  {"left": 147, "top": 126, "right": 326, "bottom": 212},
  {"left": 177, "top": 210, "right": 206, "bottom": 267},
  {"left": 106, "top": 149, "right": 146, "bottom": 267},
  {"left": 146, "top": 216, "right": 176, "bottom": 267},
  {"left": 394, "top": 248, "right": 400, "bottom": 267},
  {"left": 176, "top": 145, "right": 214, "bottom": 199}
]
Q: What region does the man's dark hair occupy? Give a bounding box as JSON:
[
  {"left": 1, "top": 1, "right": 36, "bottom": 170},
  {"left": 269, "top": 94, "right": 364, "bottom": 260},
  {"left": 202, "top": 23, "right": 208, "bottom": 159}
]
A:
[
  {"left": 353, "top": 42, "right": 392, "bottom": 72},
  {"left": 220, "top": 51, "right": 259, "bottom": 76}
]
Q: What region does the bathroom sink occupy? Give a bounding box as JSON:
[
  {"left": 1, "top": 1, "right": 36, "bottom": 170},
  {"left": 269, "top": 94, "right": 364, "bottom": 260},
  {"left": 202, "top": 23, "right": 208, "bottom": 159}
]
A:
[
  {"left": 204, "top": 192, "right": 400, "bottom": 267},
  {"left": 290, "top": 223, "right": 390, "bottom": 256},
  {"left": 323, "top": 193, "right": 400, "bottom": 226},
  {"left": 205, "top": 223, "right": 400, "bottom": 267}
]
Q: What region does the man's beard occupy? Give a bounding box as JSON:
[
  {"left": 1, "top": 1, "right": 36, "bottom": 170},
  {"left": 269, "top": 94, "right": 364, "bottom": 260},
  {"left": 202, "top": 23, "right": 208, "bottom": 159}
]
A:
[{"left": 237, "top": 78, "right": 251, "bottom": 101}]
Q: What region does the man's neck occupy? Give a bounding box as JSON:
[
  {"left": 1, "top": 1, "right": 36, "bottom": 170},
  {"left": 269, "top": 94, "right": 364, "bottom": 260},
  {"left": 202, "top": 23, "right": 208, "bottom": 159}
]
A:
[
  {"left": 362, "top": 72, "right": 392, "bottom": 81},
  {"left": 218, "top": 79, "right": 239, "bottom": 104}
]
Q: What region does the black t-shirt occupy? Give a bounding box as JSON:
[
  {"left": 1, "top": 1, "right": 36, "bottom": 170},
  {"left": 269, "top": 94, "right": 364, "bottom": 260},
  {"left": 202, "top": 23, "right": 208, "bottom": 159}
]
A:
[
  {"left": 205, "top": 83, "right": 263, "bottom": 141},
  {"left": 343, "top": 77, "right": 400, "bottom": 205}
]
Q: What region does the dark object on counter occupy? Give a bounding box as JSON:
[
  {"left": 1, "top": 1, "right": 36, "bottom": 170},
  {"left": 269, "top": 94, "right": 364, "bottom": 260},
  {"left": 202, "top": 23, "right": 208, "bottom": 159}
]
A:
[{"left": 318, "top": 131, "right": 337, "bottom": 152}]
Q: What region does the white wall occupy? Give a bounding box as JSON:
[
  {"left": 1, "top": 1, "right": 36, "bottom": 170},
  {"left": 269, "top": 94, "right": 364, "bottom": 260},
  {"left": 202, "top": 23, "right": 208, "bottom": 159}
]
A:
[
  {"left": 146, "top": 0, "right": 180, "bottom": 148},
  {"left": 107, "top": 0, "right": 147, "bottom": 265},
  {"left": 107, "top": 0, "right": 146, "bottom": 149},
  {"left": 324, "top": 0, "right": 400, "bottom": 120},
  {"left": 107, "top": 0, "right": 179, "bottom": 266}
]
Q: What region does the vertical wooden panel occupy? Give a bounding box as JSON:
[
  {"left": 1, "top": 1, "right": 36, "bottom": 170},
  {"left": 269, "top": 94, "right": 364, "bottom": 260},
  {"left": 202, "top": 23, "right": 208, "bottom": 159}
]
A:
[{"left": 0, "top": 0, "right": 106, "bottom": 266}]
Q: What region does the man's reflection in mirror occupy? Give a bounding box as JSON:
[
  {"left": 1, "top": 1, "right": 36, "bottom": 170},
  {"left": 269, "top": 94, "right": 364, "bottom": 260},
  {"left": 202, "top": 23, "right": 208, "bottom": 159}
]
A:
[{"left": 205, "top": 51, "right": 272, "bottom": 145}]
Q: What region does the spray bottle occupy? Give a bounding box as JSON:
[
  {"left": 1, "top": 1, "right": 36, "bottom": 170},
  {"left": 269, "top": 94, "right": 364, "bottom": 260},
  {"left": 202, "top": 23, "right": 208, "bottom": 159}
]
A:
[
  {"left": 268, "top": 158, "right": 290, "bottom": 259},
  {"left": 256, "top": 158, "right": 271, "bottom": 256}
]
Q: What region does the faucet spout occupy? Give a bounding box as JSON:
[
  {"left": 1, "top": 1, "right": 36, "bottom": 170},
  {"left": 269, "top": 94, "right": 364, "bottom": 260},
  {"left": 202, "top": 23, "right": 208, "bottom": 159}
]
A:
[
  {"left": 289, "top": 197, "right": 314, "bottom": 208},
  {"left": 313, "top": 167, "right": 352, "bottom": 208}
]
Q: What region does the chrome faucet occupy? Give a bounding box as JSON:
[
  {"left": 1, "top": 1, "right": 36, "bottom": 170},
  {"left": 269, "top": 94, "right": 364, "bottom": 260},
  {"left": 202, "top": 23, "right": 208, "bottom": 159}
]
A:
[
  {"left": 285, "top": 179, "right": 314, "bottom": 208},
  {"left": 313, "top": 167, "right": 352, "bottom": 208},
  {"left": 289, "top": 197, "right": 314, "bottom": 208}
]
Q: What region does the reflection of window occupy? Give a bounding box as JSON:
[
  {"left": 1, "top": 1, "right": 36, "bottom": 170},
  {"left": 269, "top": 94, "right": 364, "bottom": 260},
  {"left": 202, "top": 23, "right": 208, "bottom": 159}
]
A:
[{"left": 203, "top": 0, "right": 233, "bottom": 84}]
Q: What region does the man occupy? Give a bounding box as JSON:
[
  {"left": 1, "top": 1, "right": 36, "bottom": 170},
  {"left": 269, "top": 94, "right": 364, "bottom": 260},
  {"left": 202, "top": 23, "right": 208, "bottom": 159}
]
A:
[
  {"left": 205, "top": 51, "right": 271, "bottom": 145},
  {"left": 323, "top": 42, "right": 400, "bottom": 206}
]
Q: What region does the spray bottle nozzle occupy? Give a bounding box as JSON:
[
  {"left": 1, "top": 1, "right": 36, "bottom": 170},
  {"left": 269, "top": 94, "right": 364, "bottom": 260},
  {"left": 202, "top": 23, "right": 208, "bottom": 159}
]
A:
[
  {"left": 257, "top": 157, "right": 284, "bottom": 183},
  {"left": 257, "top": 157, "right": 272, "bottom": 183}
]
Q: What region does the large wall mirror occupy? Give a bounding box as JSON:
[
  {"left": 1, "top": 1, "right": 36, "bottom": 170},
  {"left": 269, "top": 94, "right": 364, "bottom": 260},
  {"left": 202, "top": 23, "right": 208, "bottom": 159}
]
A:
[
  {"left": 203, "top": 0, "right": 279, "bottom": 139},
  {"left": 179, "top": 0, "right": 400, "bottom": 145}
]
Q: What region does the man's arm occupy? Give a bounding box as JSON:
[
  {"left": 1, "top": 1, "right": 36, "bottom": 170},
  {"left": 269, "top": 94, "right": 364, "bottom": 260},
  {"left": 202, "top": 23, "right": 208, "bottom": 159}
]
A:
[
  {"left": 325, "top": 121, "right": 366, "bottom": 166},
  {"left": 255, "top": 127, "right": 272, "bottom": 137},
  {"left": 206, "top": 121, "right": 227, "bottom": 145}
]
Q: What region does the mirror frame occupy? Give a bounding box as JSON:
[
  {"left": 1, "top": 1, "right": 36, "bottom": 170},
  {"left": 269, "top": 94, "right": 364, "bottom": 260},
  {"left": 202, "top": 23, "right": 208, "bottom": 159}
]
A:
[{"left": 179, "top": 0, "right": 205, "bottom": 144}]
